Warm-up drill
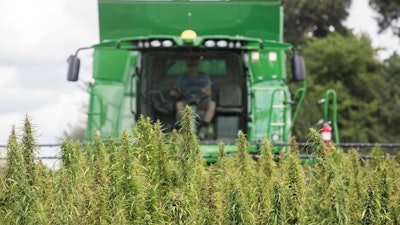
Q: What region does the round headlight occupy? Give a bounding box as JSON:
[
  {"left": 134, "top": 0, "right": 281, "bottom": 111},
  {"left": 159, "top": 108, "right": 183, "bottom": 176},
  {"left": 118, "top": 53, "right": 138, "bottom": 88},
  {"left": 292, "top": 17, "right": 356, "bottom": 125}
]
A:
[
  {"left": 217, "top": 40, "right": 228, "bottom": 47},
  {"left": 235, "top": 41, "right": 242, "bottom": 48},
  {"left": 150, "top": 40, "right": 161, "bottom": 47},
  {"left": 162, "top": 40, "right": 173, "bottom": 47},
  {"left": 204, "top": 40, "right": 216, "bottom": 47},
  {"left": 272, "top": 133, "right": 280, "bottom": 142},
  {"left": 144, "top": 41, "right": 150, "bottom": 48},
  {"left": 138, "top": 41, "right": 144, "bottom": 48}
]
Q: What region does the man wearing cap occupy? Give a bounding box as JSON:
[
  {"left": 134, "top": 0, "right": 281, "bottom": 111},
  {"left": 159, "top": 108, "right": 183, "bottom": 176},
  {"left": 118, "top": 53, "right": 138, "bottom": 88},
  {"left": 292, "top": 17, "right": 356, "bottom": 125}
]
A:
[{"left": 170, "top": 59, "right": 216, "bottom": 139}]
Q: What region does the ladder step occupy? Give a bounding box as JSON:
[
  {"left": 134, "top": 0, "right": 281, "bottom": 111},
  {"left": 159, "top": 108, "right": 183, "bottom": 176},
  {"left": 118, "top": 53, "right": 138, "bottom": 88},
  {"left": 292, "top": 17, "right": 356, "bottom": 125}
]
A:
[
  {"left": 271, "top": 122, "right": 284, "bottom": 126},
  {"left": 272, "top": 105, "right": 285, "bottom": 109}
]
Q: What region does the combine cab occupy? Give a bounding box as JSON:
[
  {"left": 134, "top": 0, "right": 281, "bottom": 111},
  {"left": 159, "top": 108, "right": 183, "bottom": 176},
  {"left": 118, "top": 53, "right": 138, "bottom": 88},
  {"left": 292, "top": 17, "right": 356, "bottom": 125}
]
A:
[{"left": 67, "top": 0, "right": 306, "bottom": 162}]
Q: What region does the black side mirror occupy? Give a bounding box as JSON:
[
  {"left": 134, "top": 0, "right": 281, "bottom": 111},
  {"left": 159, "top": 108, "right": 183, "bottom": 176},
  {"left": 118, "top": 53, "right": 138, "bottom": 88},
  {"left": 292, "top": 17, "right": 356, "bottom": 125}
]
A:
[
  {"left": 67, "top": 55, "right": 80, "bottom": 81},
  {"left": 291, "top": 54, "right": 306, "bottom": 81}
]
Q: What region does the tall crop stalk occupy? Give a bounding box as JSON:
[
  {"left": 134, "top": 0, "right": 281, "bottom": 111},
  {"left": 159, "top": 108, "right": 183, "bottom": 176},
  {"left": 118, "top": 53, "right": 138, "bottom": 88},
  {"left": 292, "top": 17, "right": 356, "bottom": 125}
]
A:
[
  {"left": 376, "top": 165, "right": 391, "bottom": 224},
  {"left": 368, "top": 145, "right": 394, "bottom": 224},
  {"left": 52, "top": 141, "right": 80, "bottom": 224},
  {"left": 235, "top": 132, "right": 252, "bottom": 174},
  {"left": 327, "top": 149, "right": 351, "bottom": 224},
  {"left": 303, "top": 128, "right": 351, "bottom": 224},
  {"left": 370, "top": 144, "right": 384, "bottom": 169},
  {"left": 194, "top": 165, "right": 223, "bottom": 224},
  {"left": 146, "top": 121, "right": 175, "bottom": 223},
  {"left": 260, "top": 138, "right": 276, "bottom": 181},
  {"left": 361, "top": 184, "right": 379, "bottom": 224},
  {"left": 347, "top": 148, "right": 365, "bottom": 222},
  {"left": 60, "top": 140, "right": 81, "bottom": 179},
  {"left": 308, "top": 128, "right": 326, "bottom": 162},
  {"left": 237, "top": 132, "right": 257, "bottom": 223},
  {"left": 269, "top": 181, "right": 285, "bottom": 225},
  {"left": 133, "top": 115, "right": 154, "bottom": 166},
  {"left": 394, "top": 188, "right": 400, "bottom": 224},
  {"left": 222, "top": 175, "right": 249, "bottom": 224},
  {"left": 165, "top": 190, "right": 192, "bottom": 225},
  {"left": 106, "top": 136, "right": 129, "bottom": 224},
  {"left": 174, "top": 106, "right": 210, "bottom": 223},
  {"left": 216, "top": 133, "right": 255, "bottom": 224},
  {"left": 89, "top": 134, "right": 110, "bottom": 224},
  {"left": 282, "top": 145, "right": 305, "bottom": 224},
  {"left": 254, "top": 137, "right": 276, "bottom": 224},
  {"left": 290, "top": 135, "right": 299, "bottom": 156},
  {"left": 118, "top": 129, "right": 147, "bottom": 224},
  {"left": 1, "top": 119, "right": 44, "bottom": 224},
  {"left": 1, "top": 126, "right": 31, "bottom": 224},
  {"left": 349, "top": 149, "right": 362, "bottom": 199},
  {"left": 21, "top": 115, "right": 38, "bottom": 186},
  {"left": 149, "top": 121, "right": 173, "bottom": 194},
  {"left": 213, "top": 142, "right": 236, "bottom": 224},
  {"left": 22, "top": 116, "right": 43, "bottom": 223},
  {"left": 175, "top": 106, "right": 203, "bottom": 183},
  {"left": 387, "top": 157, "right": 400, "bottom": 224}
]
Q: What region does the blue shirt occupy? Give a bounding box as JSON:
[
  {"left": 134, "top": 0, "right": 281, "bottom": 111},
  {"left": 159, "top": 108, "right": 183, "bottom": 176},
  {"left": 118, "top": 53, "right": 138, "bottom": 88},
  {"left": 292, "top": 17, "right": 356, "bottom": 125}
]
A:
[{"left": 175, "top": 72, "right": 211, "bottom": 103}]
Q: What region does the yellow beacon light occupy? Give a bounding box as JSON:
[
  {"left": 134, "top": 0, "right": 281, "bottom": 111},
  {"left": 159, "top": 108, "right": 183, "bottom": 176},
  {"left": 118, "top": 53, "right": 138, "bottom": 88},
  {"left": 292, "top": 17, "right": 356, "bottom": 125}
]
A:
[{"left": 181, "top": 29, "right": 197, "bottom": 43}]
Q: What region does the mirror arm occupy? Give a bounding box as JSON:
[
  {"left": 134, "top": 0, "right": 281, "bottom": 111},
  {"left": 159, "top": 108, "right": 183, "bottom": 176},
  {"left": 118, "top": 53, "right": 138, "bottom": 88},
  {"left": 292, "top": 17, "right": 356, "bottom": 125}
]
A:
[
  {"left": 74, "top": 46, "right": 93, "bottom": 56},
  {"left": 292, "top": 47, "right": 297, "bottom": 54},
  {"left": 67, "top": 46, "right": 93, "bottom": 82}
]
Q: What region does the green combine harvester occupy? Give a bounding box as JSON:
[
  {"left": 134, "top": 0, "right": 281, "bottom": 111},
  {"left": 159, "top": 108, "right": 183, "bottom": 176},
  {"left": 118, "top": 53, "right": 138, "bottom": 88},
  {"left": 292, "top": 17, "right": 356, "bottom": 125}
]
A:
[{"left": 67, "top": 0, "right": 313, "bottom": 162}]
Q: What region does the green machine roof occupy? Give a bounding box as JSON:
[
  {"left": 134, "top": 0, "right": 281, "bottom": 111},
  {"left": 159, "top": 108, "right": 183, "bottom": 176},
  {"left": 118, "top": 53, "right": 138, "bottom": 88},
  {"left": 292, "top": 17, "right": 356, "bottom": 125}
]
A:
[{"left": 98, "top": 0, "right": 283, "bottom": 42}]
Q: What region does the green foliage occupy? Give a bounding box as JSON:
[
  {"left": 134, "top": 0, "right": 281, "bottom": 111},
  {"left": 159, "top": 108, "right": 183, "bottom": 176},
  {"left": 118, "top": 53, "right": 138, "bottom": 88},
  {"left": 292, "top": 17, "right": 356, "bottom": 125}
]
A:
[
  {"left": 282, "top": 148, "right": 305, "bottom": 224},
  {"left": 259, "top": 137, "right": 276, "bottom": 181},
  {"left": 2, "top": 117, "right": 400, "bottom": 224},
  {"left": 294, "top": 33, "right": 386, "bottom": 143},
  {"left": 369, "top": 0, "right": 400, "bottom": 36},
  {"left": 282, "top": 0, "right": 351, "bottom": 47},
  {"left": 376, "top": 53, "right": 400, "bottom": 142}
]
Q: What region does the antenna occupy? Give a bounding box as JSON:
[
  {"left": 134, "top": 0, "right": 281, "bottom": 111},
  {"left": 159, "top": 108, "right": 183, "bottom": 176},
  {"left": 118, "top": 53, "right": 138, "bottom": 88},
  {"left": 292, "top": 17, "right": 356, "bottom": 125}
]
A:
[{"left": 188, "top": 12, "right": 192, "bottom": 28}]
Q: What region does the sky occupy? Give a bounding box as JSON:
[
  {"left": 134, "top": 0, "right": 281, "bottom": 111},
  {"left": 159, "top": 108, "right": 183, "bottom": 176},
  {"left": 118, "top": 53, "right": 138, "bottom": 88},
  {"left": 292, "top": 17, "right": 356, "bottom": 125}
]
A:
[
  {"left": 0, "top": 0, "right": 400, "bottom": 148},
  {"left": 0, "top": 0, "right": 98, "bottom": 146}
]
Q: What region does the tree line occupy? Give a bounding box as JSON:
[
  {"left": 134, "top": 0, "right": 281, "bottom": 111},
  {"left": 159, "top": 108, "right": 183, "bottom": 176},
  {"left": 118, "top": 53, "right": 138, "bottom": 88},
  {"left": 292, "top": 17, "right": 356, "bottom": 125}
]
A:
[{"left": 284, "top": 0, "right": 400, "bottom": 143}]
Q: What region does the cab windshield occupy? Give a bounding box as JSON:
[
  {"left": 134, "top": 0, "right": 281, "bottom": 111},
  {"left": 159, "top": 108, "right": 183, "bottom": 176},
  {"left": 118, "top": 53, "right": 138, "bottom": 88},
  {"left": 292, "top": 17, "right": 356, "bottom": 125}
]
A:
[{"left": 138, "top": 51, "right": 247, "bottom": 141}]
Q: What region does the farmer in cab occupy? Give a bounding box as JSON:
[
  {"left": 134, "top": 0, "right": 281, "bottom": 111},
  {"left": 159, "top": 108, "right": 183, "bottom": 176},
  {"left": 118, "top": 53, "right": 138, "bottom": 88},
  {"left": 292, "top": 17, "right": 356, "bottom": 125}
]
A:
[{"left": 170, "top": 58, "right": 216, "bottom": 139}]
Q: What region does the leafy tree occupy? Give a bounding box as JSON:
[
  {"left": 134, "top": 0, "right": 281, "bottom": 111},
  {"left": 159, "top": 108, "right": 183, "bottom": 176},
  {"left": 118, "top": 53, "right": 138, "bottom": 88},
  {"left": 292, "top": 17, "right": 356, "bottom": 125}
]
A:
[
  {"left": 369, "top": 0, "right": 400, "bottom": 36},
  {"left": 293, "top": 33, "right": 386, "bottom": 142},
  {"left": 61, "top": 123, "right": 86, "bottom": 142},
  {"left": 60, "top": 102, "right": 87, "bottom": 142},
  {"left": 282, "top": 0, "right": 352, "bottom": 47},
  {"left": 376, "top": 53, "right": 400, "bottom": 142}
]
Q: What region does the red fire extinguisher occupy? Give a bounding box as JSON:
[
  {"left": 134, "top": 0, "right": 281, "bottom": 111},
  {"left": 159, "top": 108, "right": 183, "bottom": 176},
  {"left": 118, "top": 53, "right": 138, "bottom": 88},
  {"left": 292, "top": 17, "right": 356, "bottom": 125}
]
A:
[{"left": 320, "top": 123, "right": 332, "bottom": 153}]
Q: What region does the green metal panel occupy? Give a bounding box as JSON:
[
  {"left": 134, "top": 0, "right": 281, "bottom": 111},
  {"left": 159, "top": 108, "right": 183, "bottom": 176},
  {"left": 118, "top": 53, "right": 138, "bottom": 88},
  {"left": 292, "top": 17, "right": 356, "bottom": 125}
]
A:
[
  {"left": 93, "top": 49, "right": 133, "bottom": 81},
  {"left": 86, "top": 49, "right": 137, "bottom": 140},
  {"left": 247, "top": 49, "right": 287, "bottom": 81},
  {"left": 98, "top": 0, "right": 282, "bottom": 42},
  {"left": 86, "top": 80, "right": 136, "bottom": 140},
  {"left": 86, "top": 81, "right": 125, "bottom": 139},
  {"left": 247, "top": 81, "right": 291, "bottom": 144}
]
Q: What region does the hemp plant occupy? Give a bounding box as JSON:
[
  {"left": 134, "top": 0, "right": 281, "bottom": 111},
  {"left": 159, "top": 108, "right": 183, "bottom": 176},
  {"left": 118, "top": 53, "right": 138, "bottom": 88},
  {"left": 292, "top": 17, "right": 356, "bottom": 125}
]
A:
[{"left": 21, "top": 115, "right": 38, "bottom": 186}]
